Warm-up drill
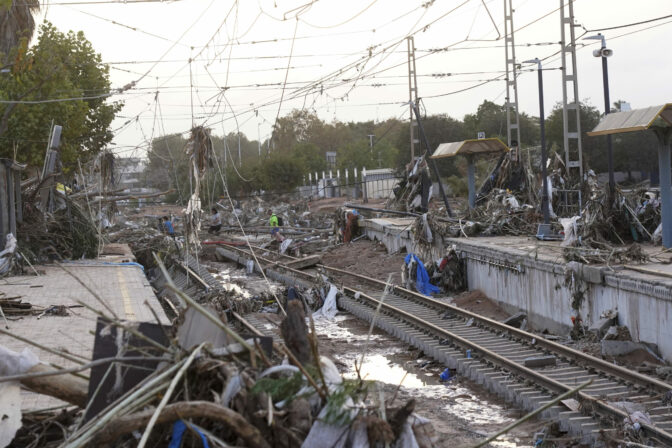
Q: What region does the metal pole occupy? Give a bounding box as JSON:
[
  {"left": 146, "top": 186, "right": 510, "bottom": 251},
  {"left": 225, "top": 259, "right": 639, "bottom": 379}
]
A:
[
  {"left": 601, "top": 40, "right": 615, "bottom": 195},
  {"left": 537, "top": 62, "right": 550, "bottom": 225},
  {"left": 407, "top": 37, "right": 419, "bottom": 163},
  {"left": 467, "top": 156, "right": 475, "bottom": 209},
  {"left": 411, "top": 102, "right": 453, "bottom": 217},
  {"left": 655, "top": 128, "right": 672, "bottom": 248},
  {"left": 257, "top": 123, "right": 261, "bottom": 158}
]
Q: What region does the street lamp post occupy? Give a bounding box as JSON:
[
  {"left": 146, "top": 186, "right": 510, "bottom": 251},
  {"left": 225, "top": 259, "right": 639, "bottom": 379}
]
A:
[
  {"left": 523, "top": 58, "right": 550, "bottom": 225},
  {"left": 584, "top": 33, "right": 614, "bottom": 195}
]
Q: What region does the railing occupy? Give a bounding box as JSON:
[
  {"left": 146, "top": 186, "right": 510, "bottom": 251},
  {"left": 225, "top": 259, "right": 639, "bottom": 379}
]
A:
[{"left": 299, "top": 167, "right": 402, "bottom": 202}]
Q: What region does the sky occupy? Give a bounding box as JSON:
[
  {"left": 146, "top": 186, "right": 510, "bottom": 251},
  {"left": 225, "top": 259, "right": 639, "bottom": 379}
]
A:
[{"left": 33, "top": 0, "right": 672, "bottom": 158}]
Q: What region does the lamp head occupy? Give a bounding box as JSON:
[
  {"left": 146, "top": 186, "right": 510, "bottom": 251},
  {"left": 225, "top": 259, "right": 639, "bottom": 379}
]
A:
[{"left": 522, "top": 58, "right": 542, "bottom": 69}]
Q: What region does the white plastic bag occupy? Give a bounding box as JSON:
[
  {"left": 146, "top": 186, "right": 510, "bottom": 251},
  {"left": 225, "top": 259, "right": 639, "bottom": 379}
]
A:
[
  {"left": 313, "top": 285, "right": 338, "bottom": 320},
  {"left": 560, "top": 216, "right": 580, "bottom": 247}
]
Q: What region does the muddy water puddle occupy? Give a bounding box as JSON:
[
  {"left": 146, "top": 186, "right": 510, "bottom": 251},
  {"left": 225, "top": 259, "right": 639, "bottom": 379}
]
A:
[
  {"left": 315, "top": 314, "right": 539, "bottom": 447},
  {"left": 211, "top": 261, "right": 539, "bottom": 447}
]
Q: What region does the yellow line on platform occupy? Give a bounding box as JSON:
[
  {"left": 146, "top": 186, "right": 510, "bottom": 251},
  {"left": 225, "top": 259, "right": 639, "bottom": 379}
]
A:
[{"left": 117, "top": 267, "right": 137, "bottom": 320}]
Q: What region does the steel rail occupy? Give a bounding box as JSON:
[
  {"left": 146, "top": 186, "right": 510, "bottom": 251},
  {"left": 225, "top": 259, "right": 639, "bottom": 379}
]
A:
[
  {"left": 343, "top": 286, "right": 672, "bottom": 445},
  {"left": 218, "top": 245, "right": 671, "bottom": 394},
  {"left": 217, "top": 245, "right": 671, "bottom": 443},
  {"left": 321, "top": 264, "right": 672, "bottom": 395}
]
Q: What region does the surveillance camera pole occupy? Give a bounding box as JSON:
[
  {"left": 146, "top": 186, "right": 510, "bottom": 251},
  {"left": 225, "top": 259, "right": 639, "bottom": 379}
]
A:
[
  {"left": 585, "top": 33, "right": 615, "bottom": 197},
  {"left": 599, "top": 35, "right": 615, "bottom": 197}
]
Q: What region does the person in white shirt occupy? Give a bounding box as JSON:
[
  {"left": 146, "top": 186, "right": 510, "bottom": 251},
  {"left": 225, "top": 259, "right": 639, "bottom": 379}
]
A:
[{"left": 208, "top": 208, "right": 222, "bottom": 235}]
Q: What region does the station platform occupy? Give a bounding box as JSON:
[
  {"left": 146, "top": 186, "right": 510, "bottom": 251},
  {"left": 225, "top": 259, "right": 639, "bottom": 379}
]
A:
[
  {"left": 361, "top": 217, "right": 672, "bottom": 363},
  {"left": 0, "top": 244, "right": 169, "bottom": 410}
]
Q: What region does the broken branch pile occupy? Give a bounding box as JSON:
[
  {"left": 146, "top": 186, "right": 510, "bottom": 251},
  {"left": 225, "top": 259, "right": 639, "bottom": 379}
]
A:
[
  {"left": 5, "top": 266, "right": 436, "bottom": 447},
  {"left": 18, "top": 193, "right": 99, "bottom": 262}
]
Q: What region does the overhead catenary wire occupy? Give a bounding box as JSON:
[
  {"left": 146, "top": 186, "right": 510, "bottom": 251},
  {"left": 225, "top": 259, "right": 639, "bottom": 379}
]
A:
[{"left": 581, "top": 12, "right": 672, "bottom": 33}]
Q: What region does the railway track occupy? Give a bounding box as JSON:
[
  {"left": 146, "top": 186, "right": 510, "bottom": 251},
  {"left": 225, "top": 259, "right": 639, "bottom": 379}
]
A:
[{"left": 218, "top": 244, "right": 672, "bottom": 446}]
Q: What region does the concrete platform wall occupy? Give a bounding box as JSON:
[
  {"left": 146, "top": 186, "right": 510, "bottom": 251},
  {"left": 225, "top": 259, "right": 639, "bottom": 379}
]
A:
[
  {"left": 362, "top": 220, "right": 672, "bottom": 362},
  {"left": 457, "top": 241, "right": 672, "bottom": 361}
]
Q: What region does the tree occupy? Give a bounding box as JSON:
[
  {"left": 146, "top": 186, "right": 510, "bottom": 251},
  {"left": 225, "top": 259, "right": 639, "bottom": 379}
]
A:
[
  {"left": 0, "top": 22, "right": 122, "bottom": 169},
  {"left": 395, "top": 113, "right": 472, "bottom": 180},
  {"left": 271, "top": 109, "right": 324, "bottom": 153},
  {"left": 293, "top": 142, "right": 327, "bottom": 173},
  {"left": 146, "top": 133, "right": 188, "bottom": 202},
  {"left": 463, "top": 100, "right": 538, "bottom": 147},
  {"left": 545, "top": 101, "right": 602, "bottom": 170},
  {"left": 0, "top": 0, "right": 39, "bottom": 63}
]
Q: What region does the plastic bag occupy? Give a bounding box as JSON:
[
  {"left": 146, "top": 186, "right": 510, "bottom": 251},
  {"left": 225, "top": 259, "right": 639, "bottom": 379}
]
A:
[
  {"left": 559, "top": 216, "right": 580, "bottom": 247},
  {"left": 313, "top": 285, "right": 338, "bottom": 320}
]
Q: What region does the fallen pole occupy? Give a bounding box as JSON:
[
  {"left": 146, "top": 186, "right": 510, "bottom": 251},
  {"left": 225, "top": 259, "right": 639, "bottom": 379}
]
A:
[{"left": 344, "top": 203, "right": 420, "bottom": 217}]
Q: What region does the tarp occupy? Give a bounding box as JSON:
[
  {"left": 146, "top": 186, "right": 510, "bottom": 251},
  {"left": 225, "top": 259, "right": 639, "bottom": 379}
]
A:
[{"left": 404, "top": 254, "right": 441, "bottom": 296}]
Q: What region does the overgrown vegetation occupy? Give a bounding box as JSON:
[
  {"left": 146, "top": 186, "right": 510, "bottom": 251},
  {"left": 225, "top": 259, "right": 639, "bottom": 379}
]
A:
[
  {"left": 0, "top": 21, "right": 122, "bottom": 169},
  {"left": 146, "top": 98, "right": 660, "bottom": 202}
]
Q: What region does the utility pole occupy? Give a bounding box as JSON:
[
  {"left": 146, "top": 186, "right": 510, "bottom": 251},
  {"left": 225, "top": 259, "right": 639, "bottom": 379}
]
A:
[
  {"left": 503, "top": 0, "right": 522, "bottom": 157},
  {"left": 407, "top": 36, "right": 419, "bottom": 163},
  {"left": 258, "top": 123, "right": 262, "bottom": 158},
  {"left": 560, "top": 0, "right": 583, "bottom": 182},
  {"left": 367, "top": 134, "right": 374, "bottom": 149}
]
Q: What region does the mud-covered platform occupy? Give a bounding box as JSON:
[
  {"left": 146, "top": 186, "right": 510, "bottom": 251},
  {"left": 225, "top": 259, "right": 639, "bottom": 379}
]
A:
[{"left": 0, "top": 244, "right": 169, "bottom": 410}]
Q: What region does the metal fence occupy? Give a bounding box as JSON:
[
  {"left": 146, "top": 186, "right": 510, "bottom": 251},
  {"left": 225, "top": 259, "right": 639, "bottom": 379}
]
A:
[{"left": 298, "top": 167, "right": 402, "bottom": 202}]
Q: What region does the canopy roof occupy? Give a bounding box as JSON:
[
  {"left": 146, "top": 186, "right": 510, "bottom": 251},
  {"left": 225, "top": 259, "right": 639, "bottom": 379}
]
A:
[
  {"left": 431, "top": 138, "right": 509, "bottom": 159},
  {"left": 588, "top": 104, "right": 672, "bottom": 136}
]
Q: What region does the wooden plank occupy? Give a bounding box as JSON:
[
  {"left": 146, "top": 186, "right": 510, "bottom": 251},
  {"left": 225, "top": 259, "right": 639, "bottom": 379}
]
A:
[{"left": 284, "top": 255, "right": 321, "bottom": 270}]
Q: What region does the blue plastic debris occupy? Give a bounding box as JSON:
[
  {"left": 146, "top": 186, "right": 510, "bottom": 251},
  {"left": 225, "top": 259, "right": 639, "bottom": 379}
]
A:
[
  {"left": 404, "top": 253, "right": 441, "bottom": 296},
  {"left": 169, "top": 420, "right": 210, "bottom": 448},
  {"left": 439, "top": 368, "right": 452, "bottom": 381}
]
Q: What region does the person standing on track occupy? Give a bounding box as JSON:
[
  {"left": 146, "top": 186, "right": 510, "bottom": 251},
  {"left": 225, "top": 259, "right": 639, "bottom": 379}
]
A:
[{"left": 268, "top": 210, "right": 284, "bottom": 242}]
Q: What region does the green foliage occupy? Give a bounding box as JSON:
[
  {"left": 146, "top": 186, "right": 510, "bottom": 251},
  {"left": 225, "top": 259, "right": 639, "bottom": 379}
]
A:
[
  {"left": 322, "top": 380, "right": 369, "bottom": 426},
  {"left": 293, "top": 142, "right": 327, "bottom": 173},
  {"left": 445, "top": 175, "right": 467, "bottom": 197},
  {"left": 259, "top": 152, "right": 305, "bottom": 191},
  {"left": 251, "top": 372, "right": 305, "bottom": 403},
  {"left": 0, "top": 22, "right": 122, "bottom": 169}
]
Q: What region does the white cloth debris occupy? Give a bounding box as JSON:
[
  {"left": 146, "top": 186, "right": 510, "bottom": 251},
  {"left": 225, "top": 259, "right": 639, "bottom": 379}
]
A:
[
  {"left": 0, "top": 234, "right": 17, "bottom": 275},
  {"left": 313, "top": 285, "right": 338, "bottom": 320},
  {"left": 0, "top": 383, "right": 21, "bottom": 448},
  {"left": 560, "top": 216, "right": 580, "bottom": 247},
  {"left": 653, "top": 223, "right": 663, "bottom": 245},
  {"left": 280, "top": 238, "right": 293, "bottom": 255},
  {"left": 421, "top": 213, "right": 433, "bottom": 243},
  {"left": 0, "top": 345, "right": 39, "bottom": 376},
  {"left": 0, "top": 345, "right": 39, "bottom": 448}
]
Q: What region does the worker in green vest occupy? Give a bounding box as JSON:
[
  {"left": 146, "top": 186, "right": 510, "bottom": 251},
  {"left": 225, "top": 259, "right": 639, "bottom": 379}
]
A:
[{"left": 268, "top": 210, "right": 284, "bottom": 242}]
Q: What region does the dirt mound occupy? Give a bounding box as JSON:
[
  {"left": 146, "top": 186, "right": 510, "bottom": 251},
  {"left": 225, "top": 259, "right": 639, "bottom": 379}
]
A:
[{"left": 451, "top": 290, "right": 510, "bottom": 321}]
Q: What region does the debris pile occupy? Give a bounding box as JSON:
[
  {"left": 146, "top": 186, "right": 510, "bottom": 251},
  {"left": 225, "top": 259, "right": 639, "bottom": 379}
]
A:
[
  {"left": 18, "top": 192, "right": 98, "bottom": 262},
  {"left": 386, "top": 156, "right": 432, "bottom": 213},
  {"left": 560, "top": 178, "right": 661, "bottom": 263},
  {"left": 2, "top": 272, "right": 436, "bottom": 448}
]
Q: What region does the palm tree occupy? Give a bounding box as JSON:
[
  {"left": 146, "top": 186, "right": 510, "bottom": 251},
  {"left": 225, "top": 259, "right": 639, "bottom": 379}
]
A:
[{"left": 0, "top": 0, "right": 40, "bottom": 63}]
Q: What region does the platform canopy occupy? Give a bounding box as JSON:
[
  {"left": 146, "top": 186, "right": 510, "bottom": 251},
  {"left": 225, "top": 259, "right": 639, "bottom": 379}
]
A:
[
  {"left": 431, "top": 138, "right": 509, "bottom": 159},
  {"left": 587, "top": 104, "right": 672, "bottom": 136}
]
